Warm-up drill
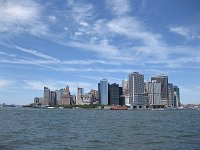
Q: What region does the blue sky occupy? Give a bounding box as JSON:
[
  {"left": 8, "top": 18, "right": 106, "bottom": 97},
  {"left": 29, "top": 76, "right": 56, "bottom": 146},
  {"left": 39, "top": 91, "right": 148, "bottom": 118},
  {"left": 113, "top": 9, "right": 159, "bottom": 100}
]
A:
[{"left": 0, "top": 0, "right": 200, "bottom": 105}]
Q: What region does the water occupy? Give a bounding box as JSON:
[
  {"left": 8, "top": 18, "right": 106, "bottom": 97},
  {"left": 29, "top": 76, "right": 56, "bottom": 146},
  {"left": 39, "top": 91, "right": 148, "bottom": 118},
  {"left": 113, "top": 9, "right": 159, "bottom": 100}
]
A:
[{"left": 0, "top": 108, "right": 200, "bottom": 150}]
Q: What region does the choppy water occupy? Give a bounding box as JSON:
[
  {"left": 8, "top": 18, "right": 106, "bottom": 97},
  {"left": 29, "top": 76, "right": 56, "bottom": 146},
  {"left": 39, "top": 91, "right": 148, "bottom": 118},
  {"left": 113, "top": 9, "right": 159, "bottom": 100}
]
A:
[{"left": 0, "top": 108, "right": 200, "bottom": 150}]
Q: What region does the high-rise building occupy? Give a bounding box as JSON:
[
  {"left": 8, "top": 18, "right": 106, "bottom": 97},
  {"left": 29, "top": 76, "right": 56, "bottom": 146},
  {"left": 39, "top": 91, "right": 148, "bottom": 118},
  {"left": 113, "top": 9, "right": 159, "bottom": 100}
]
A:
[
  {"left": 76, "top": 87, "right": 84, "bottom": 105},
  {"left": 61, "top": 86, "right": 71, "bottom": 105},
  {"left": 109, "top": 83, "right": 119, "bottom": 105},
  {"left": 145, "top": 80, "right": 161, "bottom": 105},
  {"left": 168, "top": 83, "right": 174, "bottom": 107},
  {"left": 50, "top": 91, "right": 57, "bottom": 106},
  {"left": 122, "top": 80, "right": 129, "bottom": 106},
  {"left": 122, "top": 80, "right": 129, "bottom": 95},
  {"left": 151, "top": 75, "right": 168, "bottom": 106},
  {"left": 55, "top": 90, "right": 62, "bottom": 105},
  {"left": 44, "top": 87, "right": 50, "bottom": 106},
  {"left": 174, "top": 86, "right": 180, "bottom": 107},
  {"left": 99, "top": 79, "right": 108, "bottom": 105},
  {"left": 129, "top": 72, "right": 146, "bottom": 107}
]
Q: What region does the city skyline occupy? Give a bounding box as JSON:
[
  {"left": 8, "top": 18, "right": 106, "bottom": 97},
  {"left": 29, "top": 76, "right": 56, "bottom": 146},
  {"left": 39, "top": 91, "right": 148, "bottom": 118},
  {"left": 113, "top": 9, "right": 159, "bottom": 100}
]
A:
[{"left": 0, "top": 0, "right": 200, "bottom": 105}]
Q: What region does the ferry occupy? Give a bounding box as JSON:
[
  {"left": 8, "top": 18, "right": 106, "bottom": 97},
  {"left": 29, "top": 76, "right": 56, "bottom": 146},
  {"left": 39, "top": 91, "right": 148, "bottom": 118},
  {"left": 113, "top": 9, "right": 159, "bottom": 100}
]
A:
[{"left": 110, "top": 105, "right": 128, "bottom": 110}]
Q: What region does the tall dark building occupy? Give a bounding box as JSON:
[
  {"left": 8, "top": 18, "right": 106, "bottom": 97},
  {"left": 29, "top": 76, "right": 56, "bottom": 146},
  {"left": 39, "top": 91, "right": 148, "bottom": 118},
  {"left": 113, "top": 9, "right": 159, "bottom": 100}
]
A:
[
  {"left": 109, "top": 83, "right": 119, "bottom": 105},
  {"left": 50, "top": 91, "right": 57, "bottom": 106},
  {"left": 174, "top": 86, "right": 180, "bottom": 107},
  {"left": 44, "top": 87, "right": 50, "bottom": 106},
  {"left": 151, "top": 75, "right": 168, "bottom": 106}
]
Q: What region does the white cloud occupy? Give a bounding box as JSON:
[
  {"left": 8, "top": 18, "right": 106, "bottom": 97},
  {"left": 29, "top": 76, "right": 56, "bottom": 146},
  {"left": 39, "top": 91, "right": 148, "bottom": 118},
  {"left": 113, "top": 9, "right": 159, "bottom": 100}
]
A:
[
  {"left": 0, "top": 0, "right": 48, "bottom": 36},
  {"left": 23, "top": 80, "right": 95, "bottom": 93},
  {"left": 48, "top": 15, "right": 57, "bottom": 23},
  {"left": 106, "top": 0, "right": 130, "bottom": 16},
  {"left": 80, "top": 21, "right": 89, "bottom": 27},
  {"left": 169, "top": 26, "right": 200, "bottom": 40},
  {"left": 0, "top": 79, "right": 15, "bottom": 89},
  {"left": 15, "top": 46, "right": 58, "bottom": 61},
  {"left": 67, "top": 0, "right": 95, "bottom": 23}
]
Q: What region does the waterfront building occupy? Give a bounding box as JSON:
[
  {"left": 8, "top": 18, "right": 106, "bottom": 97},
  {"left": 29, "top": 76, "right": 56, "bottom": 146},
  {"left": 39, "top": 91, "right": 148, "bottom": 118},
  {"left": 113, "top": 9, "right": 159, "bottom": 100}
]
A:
[
  {"left": 76, "top": 87, "right": 84, "bottom": 105},
  {"left": 44, "top": 87, "right": 50, "bottom": 106},
  {"left": 55, "top": 90, "right": 62, "bottom": 105},
  {"left": 61, "top": 86, "right": 71, "bottom": 105},
  {"left": 109, "top": 83, "right": 119, "bottom": 105},
  {"left": 129, "top": 72, "right": 146, "bottom": 107},
  {"left": 99, "top": 79, "right": 108, "bottom": 105},
  {"left": 145, "top": 80, "right": 161, "bottom": 105},
  {"left": 82, "top": 92, "right": 94, "bottom": 105},
  {"left": 168, "top": 83, "right": 174, "bottom": 107},
  {"left": 71, "top": 94, "right": 76, "bottom": 105},
  {"left": 122, "top": 80, "right": 129, "bottom": 95},
  {"left": 50, "top": 91, "right": 57, "bottom": 106},
  {"left": 151, "top": 75, "right": 169, "bottom": 106},
  {"left": 174, "top": 86, "right": 180, "bottom": 107},
  {"left": 122, "top": 80, "right": 129, "bottom": 106},
  {"left": 34, "top": 97, "right": 42, "bottom": 105}
]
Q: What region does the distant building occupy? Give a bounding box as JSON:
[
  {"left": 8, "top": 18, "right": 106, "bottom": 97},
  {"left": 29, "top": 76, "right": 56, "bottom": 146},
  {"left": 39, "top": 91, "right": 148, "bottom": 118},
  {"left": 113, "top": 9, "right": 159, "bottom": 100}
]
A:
[
  {"left": 99, "top": 79, "right": 108, "bottom": 105},
  {"left": 61, "top": 86, "right": 71, "bottom": 106},
  {"left": 168, "top": 83, "right": 174, "bottom": 107},
  {"left": 109, "top": 83, "right": 119, "bottom": 105},
  {"left": 129, "top": 72, "right": 146, "bottom": 107},
  {"left": 50, "top": 91, "right": 57, "bottom": 106},
  {"left": 44, "top": 87, "right": 50, "bottom": 106},
  {"left": 122, "top": 80, "right": 129, "bottom": 95},
  {"left": 34, "top": 97, "right": 42, "bottom": 105},
  {"left": 145, "top": 80, "right": 161, "bottom": 105},
  {"left": 55, "top": 90, "right": 62, "bottom": 105},
  {"left": 174, "top": 86, "right": 180, "bottom": 107},
  {"left": 76, "top": 87, "right": 84, "bottom": 105},
  {"left": 151, "top": 75, "right": 169, "bottom": 106},
  {"left": 122, "top": 80, "right": 129, "bottom": 106}
]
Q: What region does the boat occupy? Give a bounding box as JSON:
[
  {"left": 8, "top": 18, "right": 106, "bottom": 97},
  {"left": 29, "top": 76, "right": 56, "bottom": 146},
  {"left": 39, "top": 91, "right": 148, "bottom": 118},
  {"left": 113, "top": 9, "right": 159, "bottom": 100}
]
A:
[{"left": 110, "top": 105, "right": 128, "bottom": 110}]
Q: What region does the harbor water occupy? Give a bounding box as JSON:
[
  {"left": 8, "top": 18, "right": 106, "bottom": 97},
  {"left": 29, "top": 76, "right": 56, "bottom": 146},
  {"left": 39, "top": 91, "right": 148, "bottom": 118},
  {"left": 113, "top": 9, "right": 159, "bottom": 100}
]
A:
[{"left": 0, "top": 108, "right": 200, "bottom": 150}]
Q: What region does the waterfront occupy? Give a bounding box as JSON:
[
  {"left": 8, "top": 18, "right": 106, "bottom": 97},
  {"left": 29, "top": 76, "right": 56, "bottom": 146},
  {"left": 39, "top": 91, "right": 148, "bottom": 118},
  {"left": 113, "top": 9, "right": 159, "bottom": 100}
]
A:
[{"left": 0, "top": 108, "right": 200, "bottom": 150}]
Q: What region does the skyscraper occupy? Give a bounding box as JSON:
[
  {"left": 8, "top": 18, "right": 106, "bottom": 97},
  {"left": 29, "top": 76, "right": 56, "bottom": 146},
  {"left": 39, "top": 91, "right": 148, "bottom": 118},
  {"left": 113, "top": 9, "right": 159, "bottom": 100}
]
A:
[
  {"left": 109, "top": 83, "right": 119, "bottom": 105},
  {"left": 145, "top": 80, "right": 161, "bottom": 105},
  {"left": 151, "top": 75, "right": 169, "bottom": 106},
  {"left": 50, "top": 91, "right": 57, "bottom": 106},
  {"left": 55, "top": 89, "right": 62, "bottom": 105},
  {"left": 99, "top": 79, "right": 108, "bottom": 105},
  {"left": 61, "top": 86, "right": 71, "bottom": 105},
  {"left": 174, "top": 86, "right": 180, "bottom": 107},
  {"left": 44, "top": 87, "right": 50, "bottom": 106},
  {"left": 129, "top": 72, "right": 145, "bottom": 107},
  {"left": 122, "top": 80, "right": 129, "bottom": 106},
  {"left": 76, "top": 87, "right": 84, "bottom": 105},
  {"left": 168, "top": 83, "right": 174, "bottom": 107}
]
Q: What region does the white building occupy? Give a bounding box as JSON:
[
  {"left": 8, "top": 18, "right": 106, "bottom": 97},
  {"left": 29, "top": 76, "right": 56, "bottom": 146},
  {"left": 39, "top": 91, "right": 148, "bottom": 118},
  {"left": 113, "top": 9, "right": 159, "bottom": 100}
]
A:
[
  {"left": 145, "top": 80, "right": 161, "bottom": 105},
  {"left": 129, "top": 72, "right": 146, "bottom": 107}
]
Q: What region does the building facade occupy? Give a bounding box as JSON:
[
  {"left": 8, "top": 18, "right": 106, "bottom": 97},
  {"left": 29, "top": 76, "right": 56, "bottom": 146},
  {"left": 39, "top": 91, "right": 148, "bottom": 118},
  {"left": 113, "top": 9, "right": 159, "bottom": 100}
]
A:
[
  {"left": 129, "top": 72, "right": 146, "bottom": 107},
  {"left": 151, "top": 75, "right": 169, "bottom": 106},
  {"left": 109, "top": 83, "right": 119, "bottom": 105},
  {"left": 99, "top": 79, "right": 108, "bottom": 105},
  {"left": 61, "top": 86, "right": 71, "bottom": 106},
  {"left": 145, "top": 80, "right": 161, "bottom": 105},
  {"left": 44, "top": 87, "right": 50, "bottom": 106},
  {"left": 168, "top": 83, "right": 174, "bottom": 107},
  {"left": 174, "top": 86, "right": 180, "bottom": 107}
]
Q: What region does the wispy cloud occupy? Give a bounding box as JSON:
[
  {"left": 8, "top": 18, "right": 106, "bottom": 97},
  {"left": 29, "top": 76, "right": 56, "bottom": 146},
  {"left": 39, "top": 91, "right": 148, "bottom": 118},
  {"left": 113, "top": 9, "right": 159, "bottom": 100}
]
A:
[
  {"left": 0, "top": 0, "right": 48, "bottom": 36},
  {"left": 106, "top": 0, "right": 130, "bottom": 16},
  {"left": 0, "top": 78, "right": 15, "bottom": 89},
  {"left": 15, "top": 46, "right": 58, "bottom": 61},
  {"left": 23, "top": 80, "right": 95, "bottom": 93},
  {"left": 169, "top": 26, "right": 200, "bottom": 40}
]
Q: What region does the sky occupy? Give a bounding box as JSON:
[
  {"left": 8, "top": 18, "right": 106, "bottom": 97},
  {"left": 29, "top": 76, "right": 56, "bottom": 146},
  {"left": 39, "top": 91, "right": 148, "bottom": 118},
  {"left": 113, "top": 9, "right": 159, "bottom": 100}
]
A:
[{"left": 0, "top": 0, "right": 200, "bottom": 105}]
